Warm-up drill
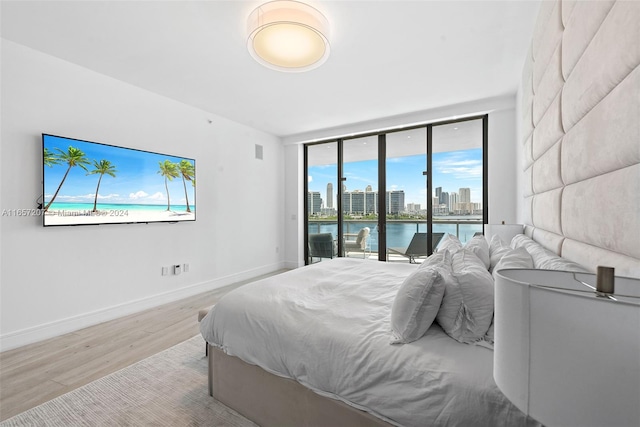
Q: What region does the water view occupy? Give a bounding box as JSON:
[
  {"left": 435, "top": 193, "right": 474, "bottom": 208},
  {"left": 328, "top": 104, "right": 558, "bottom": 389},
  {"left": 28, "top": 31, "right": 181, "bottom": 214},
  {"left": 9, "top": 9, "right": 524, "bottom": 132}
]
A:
[{"left": 309, "top": 217, "right": 482, "bottom": 252}]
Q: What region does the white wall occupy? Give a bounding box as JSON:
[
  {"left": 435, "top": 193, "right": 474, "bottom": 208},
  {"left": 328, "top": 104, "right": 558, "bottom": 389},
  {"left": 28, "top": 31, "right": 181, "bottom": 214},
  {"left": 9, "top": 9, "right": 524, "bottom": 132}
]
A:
[
  {"left": 0, "top": 40, "right": 285, "bottom": 350},
  {"left": 515, "top": 81, "right": 526, "bottom": 224},
  {"left": 283, "top": 96, "right": 519, "bottom": 266},
  {"left": 487, "top": 106, "right": 519, "bottom": 225}
]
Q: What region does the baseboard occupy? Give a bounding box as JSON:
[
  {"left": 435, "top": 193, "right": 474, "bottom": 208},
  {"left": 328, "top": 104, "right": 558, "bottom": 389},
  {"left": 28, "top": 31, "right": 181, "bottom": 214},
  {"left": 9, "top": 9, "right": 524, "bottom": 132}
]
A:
[
  {"left": 0, "top": 261, "right": 288, "bottom": 352},
  {"left": 284, "top": 259, "right": 304, "bottom": 270}
]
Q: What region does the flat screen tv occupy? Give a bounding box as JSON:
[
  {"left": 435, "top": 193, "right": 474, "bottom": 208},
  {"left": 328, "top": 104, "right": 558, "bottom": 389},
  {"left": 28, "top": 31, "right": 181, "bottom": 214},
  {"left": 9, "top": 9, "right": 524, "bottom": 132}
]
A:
[{"left": 42, "top": 134, "right": 196, "bottom": 226}]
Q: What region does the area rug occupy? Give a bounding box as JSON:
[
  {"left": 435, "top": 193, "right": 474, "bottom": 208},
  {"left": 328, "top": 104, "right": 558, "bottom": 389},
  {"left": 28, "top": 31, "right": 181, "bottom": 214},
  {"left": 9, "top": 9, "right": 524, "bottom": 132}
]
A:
[{"left": 0, "top": 336, "right": 256, "bottom": 426}]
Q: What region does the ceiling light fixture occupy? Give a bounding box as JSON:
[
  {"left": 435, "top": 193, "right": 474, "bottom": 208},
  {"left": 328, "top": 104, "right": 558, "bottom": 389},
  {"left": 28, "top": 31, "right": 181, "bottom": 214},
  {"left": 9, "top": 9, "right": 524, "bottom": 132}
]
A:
[{"left": 247, "top": 0, "right": 330, "bottom": 72}]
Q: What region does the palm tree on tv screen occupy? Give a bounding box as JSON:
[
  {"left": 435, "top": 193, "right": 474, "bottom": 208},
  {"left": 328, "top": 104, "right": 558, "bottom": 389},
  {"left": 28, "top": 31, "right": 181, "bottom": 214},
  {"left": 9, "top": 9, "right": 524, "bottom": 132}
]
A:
[
  {"left": 158, "top": 160, "right": 179, "bottom": 211},
  {"left": 43, "top": 148, "right": 60, "bottom": 167},
  {"left": 87, "top": 159, "right": 117, "bottom": 212},
  {"left": 44, "top": 146, "right": 91, "bottom": 212},
  {"left": 178, "top": 159, "right": 195, "bottom": 212}
]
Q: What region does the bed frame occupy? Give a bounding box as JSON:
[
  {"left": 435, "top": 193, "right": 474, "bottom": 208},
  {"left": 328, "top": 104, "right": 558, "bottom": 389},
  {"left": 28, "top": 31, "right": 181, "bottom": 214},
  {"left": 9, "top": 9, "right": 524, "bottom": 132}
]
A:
[{"left": 208, "top": 345, "right": 392, "bottom": 427}]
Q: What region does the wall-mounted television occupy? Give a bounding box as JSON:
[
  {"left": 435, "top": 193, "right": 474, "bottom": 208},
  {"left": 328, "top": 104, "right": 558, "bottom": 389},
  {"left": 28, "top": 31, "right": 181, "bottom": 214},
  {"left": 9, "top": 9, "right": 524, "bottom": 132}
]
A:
[{"left": 42, "top": 134, "right": 196, "bottom": 226}]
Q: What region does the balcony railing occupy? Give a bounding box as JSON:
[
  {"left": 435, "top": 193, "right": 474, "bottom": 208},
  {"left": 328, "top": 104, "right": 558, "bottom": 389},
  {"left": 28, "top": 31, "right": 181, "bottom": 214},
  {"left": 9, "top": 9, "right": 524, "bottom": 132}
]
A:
[{"left": 308, "top": 217, "right": 483, "bottom": 254}]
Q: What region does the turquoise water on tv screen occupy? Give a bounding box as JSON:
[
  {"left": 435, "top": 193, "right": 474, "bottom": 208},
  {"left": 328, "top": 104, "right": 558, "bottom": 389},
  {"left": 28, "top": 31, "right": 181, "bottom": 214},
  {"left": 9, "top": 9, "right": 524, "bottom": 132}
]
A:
[{"left": 47, "top": 202, "right": 195, "bottom": 212}]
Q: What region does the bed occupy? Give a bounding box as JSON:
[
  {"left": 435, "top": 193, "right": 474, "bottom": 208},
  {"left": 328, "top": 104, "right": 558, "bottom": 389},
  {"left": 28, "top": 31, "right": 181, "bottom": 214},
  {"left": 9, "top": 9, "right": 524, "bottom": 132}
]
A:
[{"left": 200, "top": 234, "right": 551, "bottom": 427}]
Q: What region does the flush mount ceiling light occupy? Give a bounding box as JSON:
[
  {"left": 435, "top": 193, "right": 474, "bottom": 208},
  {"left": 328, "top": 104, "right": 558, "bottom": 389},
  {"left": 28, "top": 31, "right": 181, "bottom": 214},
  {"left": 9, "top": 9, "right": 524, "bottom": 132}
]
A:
[{"left": 247, "top": 0, "right": 330, "bottom": 72}]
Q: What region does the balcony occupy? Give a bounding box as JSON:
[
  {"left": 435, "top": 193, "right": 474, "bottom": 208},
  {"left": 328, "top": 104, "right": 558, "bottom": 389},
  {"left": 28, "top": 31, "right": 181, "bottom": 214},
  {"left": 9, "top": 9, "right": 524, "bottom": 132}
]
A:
[{"left": 308, "top": 217, "right": 483, "bottom": 263}]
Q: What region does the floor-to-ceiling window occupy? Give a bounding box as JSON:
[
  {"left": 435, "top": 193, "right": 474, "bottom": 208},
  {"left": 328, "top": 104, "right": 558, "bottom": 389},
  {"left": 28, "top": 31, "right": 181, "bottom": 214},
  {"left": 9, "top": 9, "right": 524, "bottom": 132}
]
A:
[
  {"left": 305, "top": 141, "right": 338, "bottom": 264},
  {"left": 431, "top": 117, "right": 486, "bottom": 243},
  {"left": 385, "top": 128, "right": 429, "bottom": 262},
  {"left": 342, "top": 136, "right": 378, "bottom": 259},
  {"left": 304, "top": 115, "right": 487, "bottom": 264}
]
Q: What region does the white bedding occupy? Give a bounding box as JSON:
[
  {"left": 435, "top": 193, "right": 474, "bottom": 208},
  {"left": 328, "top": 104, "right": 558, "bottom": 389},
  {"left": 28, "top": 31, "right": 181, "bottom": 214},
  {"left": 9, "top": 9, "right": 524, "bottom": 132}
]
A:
[{"left": 200, "top": 258, "right": 538, "bottom": 427}]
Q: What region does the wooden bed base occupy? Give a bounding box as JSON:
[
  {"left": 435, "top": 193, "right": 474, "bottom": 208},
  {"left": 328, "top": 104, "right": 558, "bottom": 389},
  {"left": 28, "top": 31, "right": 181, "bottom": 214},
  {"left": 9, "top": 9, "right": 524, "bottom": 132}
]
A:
[{"left": 208, "top": 345, "right": 392, "bottom": 427}]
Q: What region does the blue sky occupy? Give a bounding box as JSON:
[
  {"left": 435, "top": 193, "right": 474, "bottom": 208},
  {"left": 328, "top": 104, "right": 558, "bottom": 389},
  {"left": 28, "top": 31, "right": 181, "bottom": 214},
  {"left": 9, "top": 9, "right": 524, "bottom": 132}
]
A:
[
  {"left": 308, "top": 148, "right": 483, "bottom": 206},
  {"left": 43, "top": 135, "right": 196, "bottom": 206}
]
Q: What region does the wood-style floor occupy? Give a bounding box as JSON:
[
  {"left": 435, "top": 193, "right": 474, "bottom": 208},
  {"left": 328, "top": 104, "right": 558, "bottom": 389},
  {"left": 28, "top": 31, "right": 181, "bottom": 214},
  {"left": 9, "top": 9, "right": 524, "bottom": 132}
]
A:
[{"left": 0, "top": 269, "right": 287, "bottom": 421}]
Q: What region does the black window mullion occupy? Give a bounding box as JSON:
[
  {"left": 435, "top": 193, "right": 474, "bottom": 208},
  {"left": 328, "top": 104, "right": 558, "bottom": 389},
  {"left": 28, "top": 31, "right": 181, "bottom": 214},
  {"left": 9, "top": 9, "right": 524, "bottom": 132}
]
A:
[
  {"left": 378, "top": 134, "right": 386, "bottom": 261},
  {"left": 303, "top": 144, "right": 310, "bottom": 264},
  {"left": 426, "top": 125, "right": 433, "bottom": 255},
  {"left": 482, "top": 114, "right": 489, "bottom": 225},
  {"left": 337, "top": 139, "right": 344, "bottom": 257}
]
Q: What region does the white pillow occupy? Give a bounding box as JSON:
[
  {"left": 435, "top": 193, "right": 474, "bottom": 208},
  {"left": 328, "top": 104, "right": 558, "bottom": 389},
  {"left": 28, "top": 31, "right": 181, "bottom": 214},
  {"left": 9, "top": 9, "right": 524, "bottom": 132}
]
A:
[
  {"left": 390, "top": 265, "right": 448, "bottom": 344},
  {"left": 510, "top": 233, "right": 535, "bottom": 250},
  {"left": 509, "top": 234, "right": 588, "bottom": 272},
  {"left": 464, "top": 235, "right": 490, "bottom": 270},
  {"left": 491, "top": 247, "right": 534, "bottom": 279},
  {"left": 438, "top": 233, "right": 462, "bottom": 253},
  {"left": 436, "top": 249, "right": 494, "bottom": 344},
  {"left": 419, "top": 249, "right": 452, "bottom": 270},
  {"left": 489, "top": 235, "right": 510, "bottom": 273}
]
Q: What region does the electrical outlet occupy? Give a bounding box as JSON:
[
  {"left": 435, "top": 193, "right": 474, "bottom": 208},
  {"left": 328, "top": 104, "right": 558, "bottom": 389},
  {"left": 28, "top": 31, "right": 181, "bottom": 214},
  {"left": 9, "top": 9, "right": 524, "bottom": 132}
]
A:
[
  {"left": 183, "top": 263, "right": 190, "bottom": 273},
  {"left": 174, "top": 264, "right": 182, "bottom": 275},
  {"left": 161, "top": 266, "right": 169, "bottom": 276}
]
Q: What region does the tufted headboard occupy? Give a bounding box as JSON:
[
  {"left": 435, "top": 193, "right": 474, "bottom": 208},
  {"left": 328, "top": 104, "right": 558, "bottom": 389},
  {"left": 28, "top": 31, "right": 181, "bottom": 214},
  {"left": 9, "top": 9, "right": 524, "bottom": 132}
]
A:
[{"left": 520, "top": 0, "right": 639, "bottom": 278}]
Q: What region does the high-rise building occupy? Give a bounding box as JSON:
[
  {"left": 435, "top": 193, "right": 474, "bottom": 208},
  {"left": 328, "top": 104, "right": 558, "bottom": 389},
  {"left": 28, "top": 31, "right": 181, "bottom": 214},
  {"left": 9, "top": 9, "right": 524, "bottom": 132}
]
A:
[
  {"left": 350, "top": 190, "right": 365, "bottom": 214},
  {"left": 459, "top": 188, "right": 471, "bottom": 203},
  {"left": 406, "top": 203, "right": 421, "bottom": 213},
  {"left": 387, "top": 190, "right": 405, "bottom": 214},
  {"left": 326, "top": 183, "right": 333, "bottom": 208},
  {"left": 441, "top": 191, "right": 449, "bottom": 210},
  {"left": 342, "top": 189, "right": 377, "bottom": 215},
  {"left": 341, "top": 189, "right": 403, "bottom": 215},
  {"left": 449, "top": 192, "right": 459, "bottom": 212},
  {"left": 436, "top": 187, "right": 449, "bottom": 205},
  {"left": 308, "top": 191, "right": 322, "bottom": 215}
]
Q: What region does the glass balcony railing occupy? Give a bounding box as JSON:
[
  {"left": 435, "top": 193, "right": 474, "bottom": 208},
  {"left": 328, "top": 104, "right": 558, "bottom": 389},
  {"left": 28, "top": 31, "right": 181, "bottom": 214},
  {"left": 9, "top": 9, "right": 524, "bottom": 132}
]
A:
[{"left": 308, "top": 217, "right": 483, "bottom": 262}]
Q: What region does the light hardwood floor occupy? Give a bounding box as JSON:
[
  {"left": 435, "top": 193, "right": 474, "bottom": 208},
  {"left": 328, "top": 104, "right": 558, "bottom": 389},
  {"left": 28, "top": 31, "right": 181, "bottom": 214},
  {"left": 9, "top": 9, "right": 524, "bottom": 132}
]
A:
[{"left": 0, "top": 269, "right": 288, "bottom": 421}]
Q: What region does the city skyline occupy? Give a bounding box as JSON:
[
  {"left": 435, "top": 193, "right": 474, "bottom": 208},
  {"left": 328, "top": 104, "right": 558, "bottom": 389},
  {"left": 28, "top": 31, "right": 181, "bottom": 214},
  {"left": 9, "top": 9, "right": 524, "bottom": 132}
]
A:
[{"left": 308, "top": 148, "right": 483, "bottom": 206}]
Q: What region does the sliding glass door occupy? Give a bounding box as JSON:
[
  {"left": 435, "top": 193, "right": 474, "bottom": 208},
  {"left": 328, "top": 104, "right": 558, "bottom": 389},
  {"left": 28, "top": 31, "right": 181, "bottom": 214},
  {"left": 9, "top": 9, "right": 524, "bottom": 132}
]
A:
[
  {"left": 342, "top": 136, "right": 378, "bottom": 259},
  {"left": 304, "top": 115, "right": 487, "bottom": 264},
  {"left": 306, "top": 142, "right": 338, "bottom": 264},
  {"left": 385, "top": 128, "right": 429, "bottom": 262},
  {"left": 431, "top": 118, "right": 486, "bottom": 243}
]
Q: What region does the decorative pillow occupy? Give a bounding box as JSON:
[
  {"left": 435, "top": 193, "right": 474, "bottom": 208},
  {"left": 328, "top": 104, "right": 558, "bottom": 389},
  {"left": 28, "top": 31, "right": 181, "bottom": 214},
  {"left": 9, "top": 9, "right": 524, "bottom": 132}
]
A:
[
  {"left": 418, "top": 249, "right": 452, "bottom": 270},
  {"left": 536, "top": 254, "right": 588, "bottom": 272},
  {"left": 489, "top": 235, "right": 510, "bottom": 273},
  {"left": 491, "top": 247, "right": 534, "bottom": 279},
  {"left": 436, "top": 249, "right": 494, "bottom": 344},
  {"left": 464, "top": 235, "right": 490, "bottom": 270},
  {"left": 509, "top": 234, "right": 588, "bottom": 272},
  {"left": 438, "top": 233, "right": 462, "bottom": 253},
  {"left": 390, "top": 265, "right": 449, "bottom": 344}
]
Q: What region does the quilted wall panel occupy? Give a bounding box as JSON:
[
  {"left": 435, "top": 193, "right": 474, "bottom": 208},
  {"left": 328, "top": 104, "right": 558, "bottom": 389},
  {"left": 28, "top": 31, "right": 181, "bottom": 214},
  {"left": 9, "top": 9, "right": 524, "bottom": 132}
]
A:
[{"left": 521, "top": 0, "right": 640, "bottom": 277}]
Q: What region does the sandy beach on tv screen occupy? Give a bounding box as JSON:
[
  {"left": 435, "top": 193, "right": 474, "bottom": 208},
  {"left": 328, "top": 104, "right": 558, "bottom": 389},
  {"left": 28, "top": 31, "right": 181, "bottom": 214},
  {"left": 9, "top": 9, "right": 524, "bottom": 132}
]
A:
[{"left": 44, "top": 208, "right": 195, "bottom": 226}]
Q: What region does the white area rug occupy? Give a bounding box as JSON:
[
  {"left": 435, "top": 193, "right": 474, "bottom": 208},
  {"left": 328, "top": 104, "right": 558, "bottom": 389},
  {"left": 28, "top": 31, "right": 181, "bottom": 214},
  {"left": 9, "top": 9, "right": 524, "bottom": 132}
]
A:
[{"left": 0, "top": 336, "right": 256, "bottom": 426}]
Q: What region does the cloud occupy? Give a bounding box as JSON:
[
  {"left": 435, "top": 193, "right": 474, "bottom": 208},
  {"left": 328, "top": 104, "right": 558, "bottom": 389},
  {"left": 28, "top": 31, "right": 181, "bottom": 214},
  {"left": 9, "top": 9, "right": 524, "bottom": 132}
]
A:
[
  {"left": 148, "top": 192, "right": 165, "bottom": 200},
  {"left": 308, "top": 175, "right": 313, "bottom": 183},
  {"left": 97, "top": 193, "right": 119, "bottom": 199},
  {"left": 127, "top": 190, "right": 165, "bottom": 202},
  {"left": 435, "top": 158, "right": 483, "bottom": 179},
  {"left": 129, "top": 190, "right": 149, "bottom": 199},
  {"left": 57, "top": 194, "right": 95, "bottom": 201}
]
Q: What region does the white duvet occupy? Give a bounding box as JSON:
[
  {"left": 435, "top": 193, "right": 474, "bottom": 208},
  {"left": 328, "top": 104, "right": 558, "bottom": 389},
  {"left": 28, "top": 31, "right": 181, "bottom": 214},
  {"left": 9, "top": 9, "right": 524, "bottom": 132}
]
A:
[{"left": 200, "top": 258, "right": 538, "bottom": 427}]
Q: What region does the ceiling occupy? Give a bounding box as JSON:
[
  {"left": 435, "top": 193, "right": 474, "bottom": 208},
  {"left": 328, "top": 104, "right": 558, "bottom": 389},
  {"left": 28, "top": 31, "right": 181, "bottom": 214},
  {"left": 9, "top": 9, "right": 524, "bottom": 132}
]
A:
[{"left": 1, "top": 0, "right": 540, "bottom": 139}]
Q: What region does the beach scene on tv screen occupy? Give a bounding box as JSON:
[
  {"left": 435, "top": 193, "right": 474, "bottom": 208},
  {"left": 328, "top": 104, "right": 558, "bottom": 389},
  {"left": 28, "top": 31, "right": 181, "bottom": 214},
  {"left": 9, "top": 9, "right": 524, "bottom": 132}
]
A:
[{"left": 43, "top": 135, "right": 195, "bottom": 226}]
